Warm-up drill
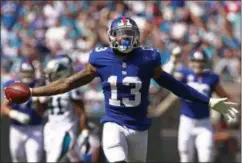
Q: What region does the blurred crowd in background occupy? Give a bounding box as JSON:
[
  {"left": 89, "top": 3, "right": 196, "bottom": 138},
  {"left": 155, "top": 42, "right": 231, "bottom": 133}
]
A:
[{"left": 1, "top": 1, "right": 241, "bottom": 113}]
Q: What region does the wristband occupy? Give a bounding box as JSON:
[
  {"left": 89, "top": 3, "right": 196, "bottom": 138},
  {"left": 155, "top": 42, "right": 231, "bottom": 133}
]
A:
[
  {"left": 82, "top": 129, "right": 89, "bottom": 137},
  {"left": 9, "top": 110, "right": 19, "bottom": 119},
  {"left": 29, "top": 88, "right": 33, "bottom": 96}
]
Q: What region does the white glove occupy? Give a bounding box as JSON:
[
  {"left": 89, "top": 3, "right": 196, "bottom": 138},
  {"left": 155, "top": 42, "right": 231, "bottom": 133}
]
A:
[
  {"left": 9, "top": 110, "right": 31, "bottom": 124},
  {"left": 226, "top": 115, "right": 239, "bottom": 125},
  {"left": 209, "top": 98, "right": 239, "bottom": 121},
  {"left": 81, "top": 129, "right": 90, "bottom": 138}
]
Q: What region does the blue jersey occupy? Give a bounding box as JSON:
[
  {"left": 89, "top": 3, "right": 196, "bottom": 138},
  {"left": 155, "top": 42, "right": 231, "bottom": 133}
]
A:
[
  {"left": 177, "top": 68, "right": 220, "bottom": 119},
  {"left": 3, "top": 80, "right": 43, "bottom": 126},
  {"left": 88, "top": 47, "right": 161, "bottom": 131}
]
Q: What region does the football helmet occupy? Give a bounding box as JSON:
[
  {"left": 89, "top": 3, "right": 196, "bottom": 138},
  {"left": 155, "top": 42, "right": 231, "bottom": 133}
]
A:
[
  {"left": 45, "top": 56, "right": 73, "bottom": 82},
  {"left": 108, "top": 16, "right": 140, "bottom": 54},
  {"left": 19, "top": 61, "right": 35, "bottom": 84},
  {"left": 190, "top": 51, "right": 208, "bottom": 74}
]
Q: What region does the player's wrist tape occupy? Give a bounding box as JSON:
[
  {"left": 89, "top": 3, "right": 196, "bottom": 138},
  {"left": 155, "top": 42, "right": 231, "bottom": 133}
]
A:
[
  {"left": 9, "top": 110, "right": 30, "bottom": 123},
  {"left": 82, "top": 129, "right": 90, "bottom": 137},
  {"left": 29, "top": 88, "right": 32, "bottom": 96},
  {"left": 9, "top": 110, "right": 20, "bottom": 120}
]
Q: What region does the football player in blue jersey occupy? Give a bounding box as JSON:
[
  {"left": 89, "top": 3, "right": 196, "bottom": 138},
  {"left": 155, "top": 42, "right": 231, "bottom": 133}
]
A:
[
  {"left": 8, "top": 17, "right": 238, "bottom": 163},
  {"left": 1, "top": 61, "right": 45, "bottom": 162},
  {"left": 160, "top": 50, "right": 237, "bottom": 162}
]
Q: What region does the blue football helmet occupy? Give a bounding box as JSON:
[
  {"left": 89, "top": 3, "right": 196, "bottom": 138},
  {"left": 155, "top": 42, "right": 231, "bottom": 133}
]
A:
[
  {"left": 19, "top": 61, "right": 35, "bottom": 84},
  {"left": 189, "top": 51, "right": 208, "bottom": 74},
  {"left": 108, "top": 16, "right": 140, "bottom": 54}
]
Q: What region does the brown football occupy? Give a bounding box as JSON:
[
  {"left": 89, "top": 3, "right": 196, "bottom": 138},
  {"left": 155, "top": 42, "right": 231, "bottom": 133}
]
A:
[{"left": 4, "top": 82, "right": 31, "bottom": 104}]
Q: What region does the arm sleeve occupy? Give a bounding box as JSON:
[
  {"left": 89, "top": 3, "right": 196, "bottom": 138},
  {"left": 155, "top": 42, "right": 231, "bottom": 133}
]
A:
[
  {"left": 212, "top": 74, "right": 220, "bottom": 91},
  {"left": 3, "top": 80, "right": 15, "bottom": 88},
  {"left": 154, "top": 71, "right": 210, "bottom": 105},
  {"left": 88, "top": 50, "right": 99, "bottom": 67},
  {"left": 153, "top": 49, "right": 162, "bottom": 68}
]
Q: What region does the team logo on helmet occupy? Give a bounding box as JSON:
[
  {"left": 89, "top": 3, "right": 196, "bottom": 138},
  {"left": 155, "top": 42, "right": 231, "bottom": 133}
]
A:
[{"left": 108, "top": 16, "right": 140, "bottom": 54}]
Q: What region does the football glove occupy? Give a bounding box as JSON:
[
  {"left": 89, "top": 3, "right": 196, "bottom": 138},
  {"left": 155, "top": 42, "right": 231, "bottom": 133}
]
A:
[
  {"left": 81, "top": 129, "right": 90, "bottom": 139},
  {"left": 209, "top": 98, "right": 239, "bottom": 121},
  {"left": 9, "top": 110, "right": 30, "bottom": 124}
]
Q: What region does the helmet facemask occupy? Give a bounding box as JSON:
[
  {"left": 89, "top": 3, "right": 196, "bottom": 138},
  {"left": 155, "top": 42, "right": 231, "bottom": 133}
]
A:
[
  {"left": 19, "top": 62, "right": 35, "bottom": 84},
  {"left": 19, "top": 71, "right": 35, "bottom": 84},
  {"left": 108, "top": 26, "right": 140, "bottom": 54},
  {"left": 190, "top": 60, "right": 206, "bottom": 74},
  {"left": 190, "top": 51, "right": 208, "bottom": 74}
]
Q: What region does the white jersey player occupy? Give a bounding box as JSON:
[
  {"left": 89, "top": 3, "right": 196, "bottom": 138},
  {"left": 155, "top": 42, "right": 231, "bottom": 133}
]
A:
[
  {"left": 42, "top": 56, "right": 89, "bottom": 162},
  {"left": 1, "top": 61, "right": 45, "bottom": 162},
  {"left": 61, "top": 122, "right": 101, "bottom": 163},
  {"left": 160, "top": 51, "right": 235, "bottom": 162}
]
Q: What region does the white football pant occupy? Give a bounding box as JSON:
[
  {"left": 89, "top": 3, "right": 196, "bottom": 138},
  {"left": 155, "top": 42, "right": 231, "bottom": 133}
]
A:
[
  {"left": 44, "top": 121, "right": 78, "bottom": 162},
  {"left": 178, "top": 115, "right": 214, "bottom": 162},
  {"left": 102, "top": 122, "right": 148, "bottom": 162},
  {"left": 10, "top": 125, "right": 43, "bottom": 162}
]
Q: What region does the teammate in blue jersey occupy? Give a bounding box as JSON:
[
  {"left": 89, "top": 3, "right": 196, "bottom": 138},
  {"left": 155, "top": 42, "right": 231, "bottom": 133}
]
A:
[
  {"left": 1, "top": 61, "right": 44, "bottom": 162},
  {"left": 160, "top": 50, "right": 236, "bottom": 162},
  {"left": 8, "top": 17, "right": 238, "bottom": 163}
]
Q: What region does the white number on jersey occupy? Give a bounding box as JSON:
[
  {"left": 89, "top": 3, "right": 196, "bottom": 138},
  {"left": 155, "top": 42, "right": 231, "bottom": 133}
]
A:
[
  {"left": 48, "top": 97, "right": 64, "bottom": 115},
  {"left": 95, "top": 47, "right": 108, "bottom": 52},
  {"left": 141, "top": 47, "right": 154, "bottom": 51},
  {"left": 108, "top": 76, "right": 142, "bottom": 107},
  {"left": 188, "top": 82, "right": 210, "bottom": 96}
]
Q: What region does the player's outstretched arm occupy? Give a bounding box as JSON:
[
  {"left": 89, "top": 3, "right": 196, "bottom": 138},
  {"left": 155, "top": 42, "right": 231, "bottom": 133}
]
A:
[
  {"left": 31, "top": 64, "right": 96, "bottom": 96},
  {"left": 72, "top": 99, "right": 89, "bottom": 131},
  {"left": 153, "top": 66, "right": 210, "bottom": 104},
  {"left": 153, "top": 66, "right": 238, "bottom": 119},
  {"left": 1, "top": 98, "right": 30, "bottom": 124}
]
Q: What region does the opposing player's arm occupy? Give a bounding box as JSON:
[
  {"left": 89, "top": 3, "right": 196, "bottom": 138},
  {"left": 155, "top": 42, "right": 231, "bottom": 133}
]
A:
[
  {"left": 31, "top": 64, "right": 96, "bottom": 96},
  {"left": 72, "top": 99, "right": 88, "bottom": 130},
  {"left": 92, "top": 141, "right": 101, "bottom": 163}
]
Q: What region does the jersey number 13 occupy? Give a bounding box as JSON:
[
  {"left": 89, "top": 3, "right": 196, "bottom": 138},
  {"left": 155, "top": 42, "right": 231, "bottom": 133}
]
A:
[{"left": 108, "top": 76, "right": 142, "bottom": 107}]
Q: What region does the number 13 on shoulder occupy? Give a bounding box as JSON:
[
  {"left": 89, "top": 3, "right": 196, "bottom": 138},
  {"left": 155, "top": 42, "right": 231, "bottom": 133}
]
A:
[{"left": 108, "top": 76, "right": 142, "bottom": 107}]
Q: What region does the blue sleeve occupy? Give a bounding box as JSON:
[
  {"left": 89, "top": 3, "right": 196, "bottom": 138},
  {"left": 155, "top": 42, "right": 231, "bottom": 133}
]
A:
[
  {"left": 153, "top": 49, "right": 162, "bottom": 68},
  {"left": 3, "top": 80, "right": 15, "bottom": 88},
  {"left": 212, "top": 74, "right": 220, "bottom": 91},
  {"left": 214, "top": 74, "right": 220, "bottom": 86},
  {"left": 175, "top": 68, "right": 187, "bottom": 83},
  {"left": 88, "top": 49, "right": 104, "bottom": 77},
  {"left": 154, "top": 71, "right": 210, "bottom": 105},
  {"left": 88, "top": 50, "right": 98, "bottom": 67}
]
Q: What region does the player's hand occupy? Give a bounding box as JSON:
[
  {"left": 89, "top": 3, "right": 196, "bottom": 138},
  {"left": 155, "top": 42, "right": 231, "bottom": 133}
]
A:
[
  {"left": 226, "top": 114, "right": 239, "bottom": 125},
  {"left": 81, "top": 129, "right": 90, "bottom": 144},
  {"left": 209, "top": 98, "right": 239, "bottom": 121},
  {"left": 81, "top": 129, "right": 90, "bottom": 139},
  {"left": 9, "top": 110, "right": 31, "bottom": 124}
]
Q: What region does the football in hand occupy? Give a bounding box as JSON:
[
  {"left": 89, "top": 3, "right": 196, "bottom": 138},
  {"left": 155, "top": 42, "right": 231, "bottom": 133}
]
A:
[{"left": 4, "top": 82, "right": 31, "bottom": 104}]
